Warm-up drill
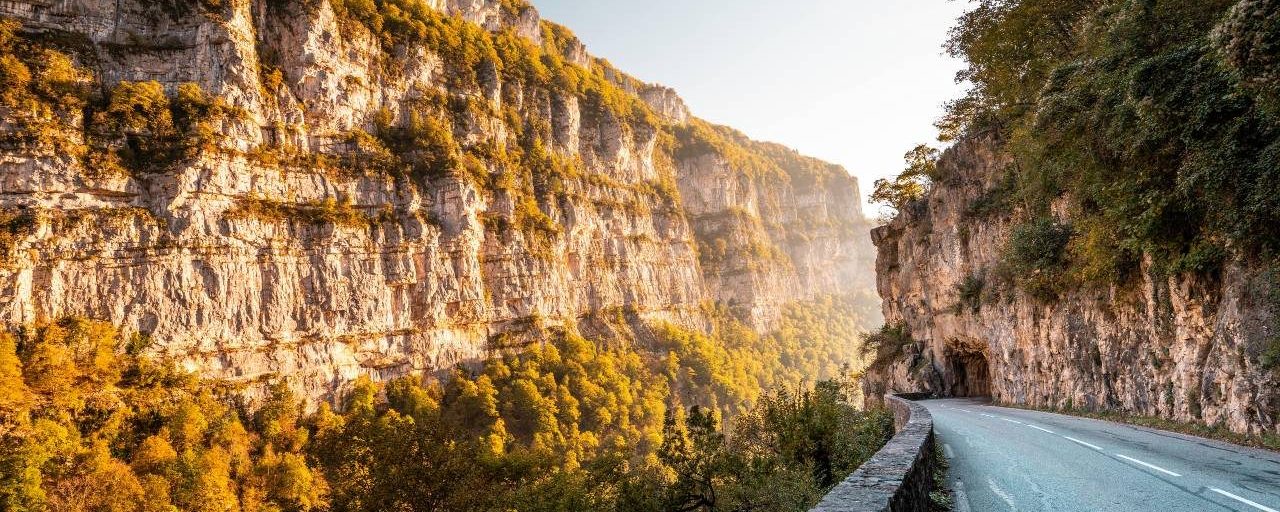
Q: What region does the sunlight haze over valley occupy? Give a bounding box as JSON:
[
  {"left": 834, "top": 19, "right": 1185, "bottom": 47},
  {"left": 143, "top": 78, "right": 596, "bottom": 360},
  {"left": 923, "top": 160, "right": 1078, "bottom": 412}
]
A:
[{"left": 536, "top": 0, "right": 970, "bottom": 215}]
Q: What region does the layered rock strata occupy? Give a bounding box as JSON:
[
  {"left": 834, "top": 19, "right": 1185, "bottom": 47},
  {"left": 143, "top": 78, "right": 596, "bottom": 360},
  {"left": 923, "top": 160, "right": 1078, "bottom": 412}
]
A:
[{"left": 0, "top": 0, "right": 877, "bottom": 400}]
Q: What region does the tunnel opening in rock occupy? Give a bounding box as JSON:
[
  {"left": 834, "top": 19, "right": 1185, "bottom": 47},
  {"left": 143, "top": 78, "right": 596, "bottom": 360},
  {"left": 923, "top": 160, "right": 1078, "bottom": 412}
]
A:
[{"left": 949, "top": 351, "right": 991, "bottom": 398}]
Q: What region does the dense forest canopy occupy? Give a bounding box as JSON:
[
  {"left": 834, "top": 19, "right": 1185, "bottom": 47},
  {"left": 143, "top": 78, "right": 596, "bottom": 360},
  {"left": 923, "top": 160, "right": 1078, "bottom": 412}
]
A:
[{"left": 0, "top": 311, "right": 890, "bottom": 512}]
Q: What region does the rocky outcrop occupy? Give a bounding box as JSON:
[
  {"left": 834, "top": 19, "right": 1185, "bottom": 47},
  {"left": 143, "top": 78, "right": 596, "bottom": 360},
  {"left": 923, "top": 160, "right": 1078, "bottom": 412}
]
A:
[
  {"left": 866, "top": 135, "right": 1280, "bottom": 435},
  {"left": 0, "top": 0, "right": 876, "bottom": 401}
]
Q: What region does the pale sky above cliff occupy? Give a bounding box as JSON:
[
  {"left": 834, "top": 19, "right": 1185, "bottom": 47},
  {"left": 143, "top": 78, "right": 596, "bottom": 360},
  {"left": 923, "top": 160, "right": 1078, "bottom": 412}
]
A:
[{"left": 534, "top": 0, "right": 970, "bottom": 217}]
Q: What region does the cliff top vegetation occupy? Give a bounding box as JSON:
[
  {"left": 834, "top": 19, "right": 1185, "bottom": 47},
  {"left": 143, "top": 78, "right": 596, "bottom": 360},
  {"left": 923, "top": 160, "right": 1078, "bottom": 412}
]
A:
[{"left": 876, "top": 0, "right": 1280, "bottom": 293}]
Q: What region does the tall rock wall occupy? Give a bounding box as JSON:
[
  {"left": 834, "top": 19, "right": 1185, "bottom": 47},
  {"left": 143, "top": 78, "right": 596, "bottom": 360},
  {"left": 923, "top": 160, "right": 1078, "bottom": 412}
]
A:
[
  {"left": 867, "top": 136, "right": 1279, "bottom": 435},
  {"left": 0, "top": 0, "right": 877, "bottom": 400},
  {"left": 676, "top": 135, "right": 876, "bottom": 329}
]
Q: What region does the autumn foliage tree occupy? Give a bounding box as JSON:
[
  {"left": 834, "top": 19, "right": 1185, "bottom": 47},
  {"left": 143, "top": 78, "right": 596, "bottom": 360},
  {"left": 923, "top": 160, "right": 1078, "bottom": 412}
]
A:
[
  {"left": 0, "top": 306, "right": 891, "bottom": 512},
  {"left": 871, "top": 144, "right": 940, "bottom": 211}
]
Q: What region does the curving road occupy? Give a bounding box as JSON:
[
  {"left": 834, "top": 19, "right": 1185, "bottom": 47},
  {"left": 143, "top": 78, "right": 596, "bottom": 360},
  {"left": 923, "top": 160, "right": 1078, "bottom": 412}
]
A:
[{"left": 925, "top": 398, "right": 1280, "bottom": 512}]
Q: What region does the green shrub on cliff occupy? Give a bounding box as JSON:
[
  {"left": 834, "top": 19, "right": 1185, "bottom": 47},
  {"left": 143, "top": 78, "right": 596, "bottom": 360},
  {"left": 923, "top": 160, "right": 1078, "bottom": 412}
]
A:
[
  {"left": 0, "top": 19, "right": 239, "bottom": 176},
  {"left": 1004, "top": 217, "right": 1072, "bottom": 299},
  {"left": 870, "top": 144, "right": 939, "bottom": 211},
  {"left": 860, "top": 322, "right": 915, "bottom": 374},
  {"left": 0, "top": 18, "right": 244, "bottom": 176},
  {"left": 0, "top": 210, "right": 36, "bottom": 266},
  {"left": 87, "top": 80, "right": 239, "bottom": 174},
  {"left": 955, "top": 274, "right": 985, "bottom": 314},
  {"left": 228, "top": 195, "right": 372, "bottom": 227},
  {"left": 0, "top": 19, "right": 92, "bottom": 154},
  {"left": 371, "top": 104, "right": 461, "bottom": 182},
  {"left": 1215, "top": 0, "right": 1280, "bottom": 114}
]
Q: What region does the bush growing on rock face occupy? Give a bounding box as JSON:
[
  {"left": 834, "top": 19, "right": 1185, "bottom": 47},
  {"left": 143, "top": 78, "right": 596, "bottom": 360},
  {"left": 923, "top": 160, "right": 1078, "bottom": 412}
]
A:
[
  {"left": 870, "top": 144, "right": 939, "bottom": 212},
  {"left": 80, "top": 78, "right": 239, "bottom": 175},
  {"left": 228, "top": 195, "right": 371, "bottom": 227},
  {"left": 955, "top": 273, "right": 985, "bottom": 314},
  {"left": 0, "top": 53, "right": 30, "bottom": 105},
  {"left": 1005, "top": 218, "right": 1072, "bottom": 299},
  {"left": 100, "top": 81, "right": 172, "bottom": 136},
  {"left": 0, "top": 210, "right": 37, "bottom": 266},
  {"left": 1214, "top": 0, "right": 1280, "bottom": 113},
  {"left": 0, "top": 19, "right": 93, "bottom": 154},
  {"left": 371, "top": 104, "right": 461, "bottom": 182},
  {"left": 1007, "top": 218, "right": 1071, "bottom": 274},
  {"left": 860, "top": 322, "right": 916, "bottom": 374}
]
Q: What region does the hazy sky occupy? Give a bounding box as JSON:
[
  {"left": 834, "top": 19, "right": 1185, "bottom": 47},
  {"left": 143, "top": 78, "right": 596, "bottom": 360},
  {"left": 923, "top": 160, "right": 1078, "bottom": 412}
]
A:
[{"left": 533, "top": 0, "right": 971, "bottom": 216}]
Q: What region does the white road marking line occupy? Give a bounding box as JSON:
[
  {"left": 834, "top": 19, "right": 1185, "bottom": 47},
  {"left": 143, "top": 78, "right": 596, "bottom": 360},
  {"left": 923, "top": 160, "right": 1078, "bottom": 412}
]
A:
[
  {"left": 1115, "top": 454, "right": 1181, "bottom": 477},
  {"left": 944, "top": 443, "right": 955, "bottom": 458},
  {"left": 1211, "top": 488, "right": 1279, "bottom": 512},
  {"left": 980, "top": 413, "right": 996, "bottom": 418},
  {"left": 1027, "top": 424, "right": 1055, "bottom": 434},
  {"left": 954, "top": 479, "right": 972, "bottom": 512},
  {"left": 987, "top": 477, "right": 1018, "bottom": 511},
  {"left": 1001, "top": 418, "right": 1024, "bottom": 425},
  {"left": 1063, "top": 436, "right": 1103, "bottom": 450}
]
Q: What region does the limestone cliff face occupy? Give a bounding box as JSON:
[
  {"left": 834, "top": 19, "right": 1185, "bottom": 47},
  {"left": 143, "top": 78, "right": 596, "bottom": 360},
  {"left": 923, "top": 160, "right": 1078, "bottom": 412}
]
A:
[
  {"left": 676, "top": 141, "right": 876, "bottom": 330},
  {"left": 867, "top": 136, "right": 1280, "bottom": 435},
  {"left": 0, "top": 0, "right": 876, "bottom": 400}
]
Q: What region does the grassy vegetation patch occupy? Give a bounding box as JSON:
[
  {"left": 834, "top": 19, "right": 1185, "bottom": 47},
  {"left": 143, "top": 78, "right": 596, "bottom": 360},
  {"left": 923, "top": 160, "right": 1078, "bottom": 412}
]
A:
[
  {"left": 955, "top": 273, "right": 985, "bottom": 314},
  {"left": 227, "top": 196, "right": 371, "bottom": 227},
  {"left": 0, "top": 209, "right": 37, "bottom": 265}
]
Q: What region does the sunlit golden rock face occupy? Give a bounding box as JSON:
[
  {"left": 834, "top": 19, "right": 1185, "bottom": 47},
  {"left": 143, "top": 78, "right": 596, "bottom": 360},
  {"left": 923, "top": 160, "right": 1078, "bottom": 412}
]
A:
[{"left": 0, "top": 0, "right": 877, "bottom": 401}]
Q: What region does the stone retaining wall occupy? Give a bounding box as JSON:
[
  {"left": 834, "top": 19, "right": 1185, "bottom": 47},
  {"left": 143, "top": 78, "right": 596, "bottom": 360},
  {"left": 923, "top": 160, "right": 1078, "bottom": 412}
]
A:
[{"left": 811, "top": 394, "right": 936, "bottom": 512}]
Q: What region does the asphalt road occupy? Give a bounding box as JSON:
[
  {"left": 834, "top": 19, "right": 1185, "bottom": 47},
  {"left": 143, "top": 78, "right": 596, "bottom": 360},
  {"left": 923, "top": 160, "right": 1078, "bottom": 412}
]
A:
[{"left": 924, "top": 398, "right": 1280, "bottom": 512}]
